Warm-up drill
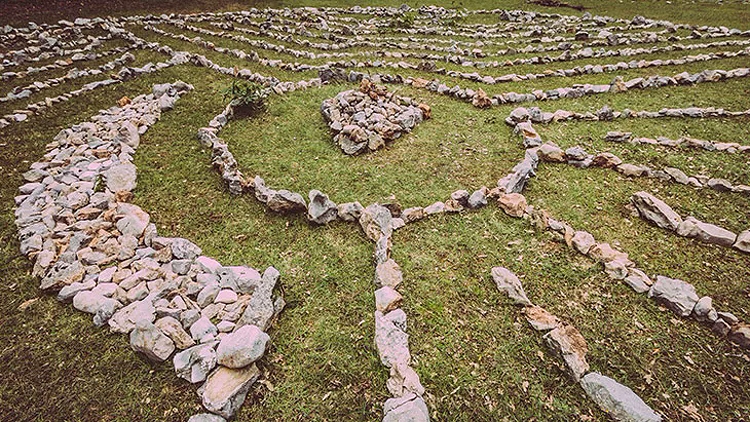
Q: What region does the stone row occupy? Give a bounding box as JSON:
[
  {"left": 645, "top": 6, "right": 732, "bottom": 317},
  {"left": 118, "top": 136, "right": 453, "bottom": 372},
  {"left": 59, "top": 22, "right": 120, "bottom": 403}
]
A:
[
  {"left": 366, "top": 204, "right": 430, "bottom": 422},
  {"left": 504, "top": 104, "right": 750, "bottom": 126},
  {"left": 400, "top": 67, "right": 750, "bottom": 109},
  {"left": 491, "top": 267, "right": 663, "bottom": 422},
  {"left": 1, "top": 42, "right": 133, "bottom": 82},
  {"left": 0, "top": 28, "right": 112, "bottom": 71},
  {"left": 151, "top": 14, "right": 750, "bottom": 71},
  {"left": 525, "top": 130, "right": 750, "bottom": 195},
  {"left": 0, "top": 51, "right": 136, "bottom": 104},
  {"left": 142, "top": 21, "right": 750, "bottom": 93},
  {"left": 604, "top": 131, "right": 750, "bottom": 154},
  {"left": 631, "top": 191, "right": 749, "bottom": 253},
  {"left": 13, "top": 82, "right": 286, "bottom": 422},
  {"left": 0, "top": 32, "right": 188, "bottom": 129}
]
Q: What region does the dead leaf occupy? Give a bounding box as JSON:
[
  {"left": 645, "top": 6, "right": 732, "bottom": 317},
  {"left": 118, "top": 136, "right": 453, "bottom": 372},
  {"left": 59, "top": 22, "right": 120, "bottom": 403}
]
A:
[{"left": 18, "top": 297, "right": 39, "bottom": 310}]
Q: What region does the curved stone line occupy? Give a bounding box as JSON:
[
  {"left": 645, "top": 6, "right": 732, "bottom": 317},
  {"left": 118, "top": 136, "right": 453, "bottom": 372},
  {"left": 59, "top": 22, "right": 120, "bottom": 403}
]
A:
[
  {"left": 490, "top": 266, "right": 663, "bottom": 422},
  {"left": 0, "top": 43, "right": 134, "bottom": 83},
  {"left": 0, "top": 51, "right": 136, "bottom": 104},
  {"left": 0, "top": 29, "right": 115, "bottom": 69},
  {"left": 603, "top": 132, "right": 750, "bottom": 155},
  {"left": 141, "top": 21, "right": 750, "bottom": 90},
  {"left": 13, "top": 82, "right": 285, "bottom": 422}
]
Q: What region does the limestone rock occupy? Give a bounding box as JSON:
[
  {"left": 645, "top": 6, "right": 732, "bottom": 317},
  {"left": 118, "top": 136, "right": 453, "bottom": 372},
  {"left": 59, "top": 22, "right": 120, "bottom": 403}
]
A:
[
  {"left": 199, "top": 364, "right": 260, "bottom": 419},
  {"left": 581, "top": 372, "right": 662, "bottom": 422},
  {"left": 188, "top": 414, "right": 226, "bottom": 422},
  {"left": 216, "top": 324, "right": 270, "bottom": 369},
  {"left": 375, "top": 309, "right": 410, "bottom": 368},
  {"left": 491, "top": 267, "right": 531, "bottom": 306},
  {"left": 383, "top": 393, "right": 429, "bottom": 422},
  {"left": 375, "top": 286, "right": 403, "bottom": 313},
  {"left": 497, "top": 193, "right": 527, "bottom": 218},
  {"left": 648, "top": 276, "right": 699, "bottom": 317},
  {"left": 523, "top": 306, "right": 560, "bottom": 331},
  {"left": 105, "top": 162, "right": 137, "bottom": 193},
  {"left": 307, "top": 189, "right": 338, "bottom": 225},
  {"left": 631, "top": 191, "right": 682, "bottom": 231},
  {"left": 733, "top": 230, "right": 750, "bottom": 253},
  {"left": 130, "top": 321, "right": 176, "bottom": 362},
  {"left": 359, "top": 203, "right": 392, "bottom": 242},
  {"left": 155, "top": 316, "right": 195, "bottom": 349},
  {"left": 375, "top": 259, "right": 403, "bottom": 288},
  {"left": 571, "top": 231, "right": 596, "bottom": 255},
  {"left": 337, "top": 202, "right": 364, "bottom": 221},
  {"left": 544, "top": 324, "right": 589, "bottom": 381},
  {"left": 174, "top": 342, "right": 218, "bottom": 383},
  {"left": 676, "top": 217, "right": 737, "bottom": 247},
  {"left": 728, "top": 323, "right": 750, "bottom": 349},
  {"left": 267, "top": 190, "right": 306, "bottom": 213}
]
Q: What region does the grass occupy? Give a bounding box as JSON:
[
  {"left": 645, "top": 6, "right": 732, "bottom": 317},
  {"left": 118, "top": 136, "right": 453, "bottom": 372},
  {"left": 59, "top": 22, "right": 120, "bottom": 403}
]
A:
[{"left": 0, "top": 1, "right": 749, "bottom": 421}]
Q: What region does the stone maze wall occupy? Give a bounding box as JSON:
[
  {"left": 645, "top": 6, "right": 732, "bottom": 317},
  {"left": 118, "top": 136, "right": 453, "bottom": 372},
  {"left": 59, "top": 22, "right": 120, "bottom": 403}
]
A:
[{"left": 4, "top": 5, "right": 750, "bottom": 421}]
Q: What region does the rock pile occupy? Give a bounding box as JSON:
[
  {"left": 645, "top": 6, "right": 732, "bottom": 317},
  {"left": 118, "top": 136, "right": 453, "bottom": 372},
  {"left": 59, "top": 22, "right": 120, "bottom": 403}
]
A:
[
  {"left": 14, "top": 83, "right": 284, "bottom": 421},
  {"left": 321, "top": 79, "right": 429, "bottom": 155}
]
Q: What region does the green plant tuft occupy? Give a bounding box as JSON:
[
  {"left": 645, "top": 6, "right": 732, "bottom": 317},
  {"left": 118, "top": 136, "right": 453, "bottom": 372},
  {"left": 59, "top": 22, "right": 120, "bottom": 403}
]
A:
[{"left": 221, "top": 79, "right": 269, "bottom": 115}]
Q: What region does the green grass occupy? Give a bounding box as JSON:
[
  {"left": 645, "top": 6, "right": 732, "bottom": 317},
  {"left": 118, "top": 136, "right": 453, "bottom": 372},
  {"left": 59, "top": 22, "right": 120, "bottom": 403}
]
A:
[{"left": 0, "top": 1, "right": 749, "bottom": 421}]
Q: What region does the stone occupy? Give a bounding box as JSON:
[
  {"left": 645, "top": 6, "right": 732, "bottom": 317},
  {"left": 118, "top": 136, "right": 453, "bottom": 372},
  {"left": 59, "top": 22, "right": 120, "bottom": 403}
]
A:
[
  {"left": 337, "top": 202, "right": 364, "bottom": 221},
  {"left": 375, "top": 309, "right": 410, "bottom": 368},
  {"left": 424, "top": 201, "right": 445, "bottom": 215},
  {"left": 116, "top": 203, "right": 150, "bottom": 238},
  {"left": 734, "top": 230, "right": 750, "bottom": 254},
  {"left": 130, "top": 321, "right": 176, "bottom": 362},
  {"left": 267, "top": 190, "right": 306, "bottom": 213},
  {"left": 402, "top": 207, "right": 425, "bottom": 223},
  {"left": 728, "top": 323, "right": 750, "bottom": 349},
  {"left": 648, "top": 276, "right": 699, "bottom": 317},
  {"left": 307, "top": 189, "right": 337, "bottom": 225},
  {"left": 581, "top": 372, "right": 662, "bottom": 422},
  {"left": 190, "top": 316, "right": 218, "bottom": 343},
  {"left": 215, "top": 289, "right": 238, "bottom": 304},
  {"left": 523, "top": 306, "right": 560, "bottom": 331},
  {"left": 588, "top": 243, "right": 628, "bottom": 263},
  {"left": 155, "top": 316, "right": 195, "bottom": 349},
  {"left": 693, "top": 296, "right": 713, "bottom": 319},
  {"left": 537, "top": 143, "right": 565, "bottom": 162},
  {"left": 188, "top": 414, "right": 226, "bottom": 422},
  {"left": 375, "top": 259, "right": 403, "bottom": 288},
  {"left": 104, "top": 162, "right": 137, "bottom": 193},
  {"left": 491, "top": 267, "right": 531, "bottom": 306},
  {"left": 383, "top": 393, "right": 429, "bottom": 422},
  {"left": 216, "top": 324, "right": 270, "bottom": 369},
  {"left": 468, "top": 189, "right": 488, "bottom": 209},
  {"left": 375, "top": 286, "right": 403, "bottom": 313},
  {"left": 617, "top": 163, "right": 646, "bottom": 177},
  {"left": 359, "top": 203, "right": 392, "bottom": 242},
  {"left": 199, "top": 364, "right": 260, "bottom": 419},
  {"left": 677, "top": 217, "right": 736, "bottom": 247},
  {"left": 40, "top": 260, "right": 85, "bottom": 291},
  {"left": 72, "top": 290, "right": 122, "bottom": 326},
  {"left": 497, "top": 193, "right": 527, "bottom": 217},
  {"left": 174, "top": 342, "right": 218, "bottom": 383},
  {"left": 387, "top": 362, "right": 424, "bottom": 397},
  {"left": 592, "top": 152, "right": 622, "bottom": 168},
  {"left": 707, "top": 178, "right": 732, "bottom": 192},
  {"left": 624, "top": 268, "right": 652, "bottom": 294},
  {"left": 544, "top": 324, "right": 589, "bottom": 381},
  {"left": 171, "top": 238, "right": 202, "bottom": 260},
  {"left": 630, "top": 191, "right": 682, "bottom": 231},
  {"left": 571, "top": 231, "right": 596, "bottom": 255}
]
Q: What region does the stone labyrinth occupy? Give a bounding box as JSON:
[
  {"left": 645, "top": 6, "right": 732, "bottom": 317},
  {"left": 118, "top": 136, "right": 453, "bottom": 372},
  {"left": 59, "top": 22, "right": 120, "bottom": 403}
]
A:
[{"left": 5, "top": 5, "right": 750, "bottom": 421}]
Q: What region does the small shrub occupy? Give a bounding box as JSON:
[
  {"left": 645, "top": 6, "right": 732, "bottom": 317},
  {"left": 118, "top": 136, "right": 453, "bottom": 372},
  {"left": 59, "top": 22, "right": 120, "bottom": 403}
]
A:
[
  {"left": 221, "top": 79, "right": 269, "bottom": 115},
  {"left": 390, "top": 12, "right": 416, "bottom": 29}
]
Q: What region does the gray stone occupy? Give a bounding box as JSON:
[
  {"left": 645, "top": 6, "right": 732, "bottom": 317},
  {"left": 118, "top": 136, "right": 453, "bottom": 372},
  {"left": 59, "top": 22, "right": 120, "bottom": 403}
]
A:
[
  {"left": 375, "top": 286, "right": 403, "bottom": 313},
  {"left": 307, "top": 189, "right": 337, "bottom": 225},
  {"left": 375, "top": 309, "right": 410, "bottom": 368},
  {"left": 73, "top": 290, "right": 122, "bottom": 326},
  {"left": 188, "top": 414, "right": 226, "bottom": 422},
  {"left": 732, "top": 230, "right": 750, "bottom": 253},
  {"left": 693, "top": 296, "right": 713, "bottom": 319},
  {"left": 677, "top": 217, "right": 737, "bottom": 247},
  {"left": 467, "top": 189, "right": 487, "bottom": 209},
  {"left": 155, "top": 316, "right": 195, "bottom": 349},
  {"left": 104, "top": 162, "right": 136, "bottom": 192},
  {"left": 40, "top": 260, "right": 85, "bottom": 291},
  {"left": 116, "top": 203, "right": 150, "bottom": 238},
  {"left": 190, "top": 316, "right": 218, "bottom": 343},
  {"left": 544, "top": 324, "right": 589, "bottom": 381},
  {"left": 624, "top": 269, "right": 652, "bottom": 294},
  {"left": 581, "top": 372, "right": 662, "bottom": 422},
  {"left": 198, "top": 364, "right": 260, "bottom": 419},
  {"left": 216, "top": 324, "right": 270, "bottom": 369},
  {"left": 630, "top": 191, "right": 682, "bottom": 231},
  {"left": 337, "top": 202, "right": 364, "bottom": 222},
  {"left": 383, "top": 393, "right": 429, "bottom": 422},
  {"left": 174, "top": 342, "right": 218, "bottom": 383},
  {"left": 571, "top": 231, "right": 596, "bottom": 255},
  {"left": 491, "top": 266, "right": 531, "bottom": 306},
  {"left": 130, "top": 321, "right": 176, "bottom": 362},
  {"left": 171, "top": 238, "right": 201, "bottom": 260},
  {"left": 648, "top": 276, "right": 699, "bottom": 317},
  {"left": 375, "top": 259, "right": 403, "bottom": 289},
  {"left": 267, "top": 190, "right": 306, "bottom": 213}
]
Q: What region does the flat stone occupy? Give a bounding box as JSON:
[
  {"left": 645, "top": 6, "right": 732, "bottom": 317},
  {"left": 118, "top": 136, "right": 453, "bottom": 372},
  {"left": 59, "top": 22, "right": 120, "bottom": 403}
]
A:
[
  {"left": 174, "top": 342, "right": 218, "bottom": 383},
  {"left": 199, "top": 364, "right": 260, "bottom": 419},
  {"left": 383, "top": 393, "right": 429, "bottom": 422},
  {"left": 188, "top": 414, "right": 226, "bottom": 422},
  {"left": 375, "top": 309, "right": 410, "bottom": 368},
  {"left": 571, "top": 231, "right": 596, "bottom": 255},
  {"left": 728, "top": 323, "right": 750, "bottom": 349},
  {"left": 130, "top": 321, "right": 176, "bottom": 362},
  {"left": 216, "top": 324, "right": 269, "bottom": 369},
  {"left": 155, "top": 316, "right": 195, "bottom": 349},
  {"left": 40, "top": 260, "right": 85, "bottom": 291},
  {"left": 491, "top": 266, "right": 531, "bottom": 306},
  {"left": 544, "top": 324, "right": 589, "bottom": 381},
  {"left": 497, "top": 193, "right": 527, "bottom": 218},
  {"left": 375, "top": 259, "right": 403, "bottom": 288},
  {"left": 581, "top": 372, "right": 662, "bottom": 422},
  {"left": 734, "top": 230, "right": 750, "bottom": 253},
  {"left": 624, "top": 268, "right": 652, "bottom": 293},
  {"left": 375, "top": 286, "right": 403, "bottom": 313},
  {"left": 631, "top": 191, "right": 682, "bottom": 231},
  {"left": 104, "top": 162, "right": 136, "bottom": 192},
  {"left": 523, "top": 305, "right": 560, "bottom": 331},
  {"left": 648, "top": 276, "right": 699, "bottom": 317},
  {"left": 267, "top": 190, "right": 306, "bottom": 213},
  {"left": 677, "top": 217, "right": 736, "bottom": 247}
]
